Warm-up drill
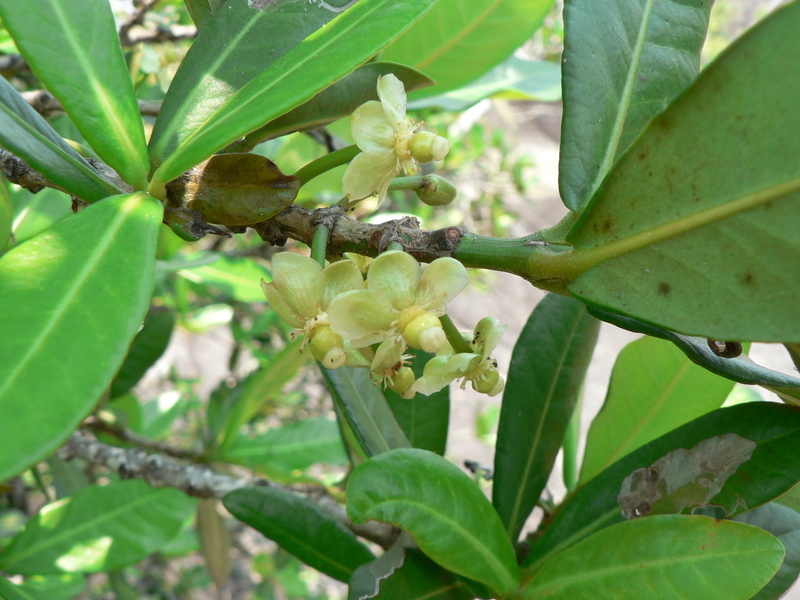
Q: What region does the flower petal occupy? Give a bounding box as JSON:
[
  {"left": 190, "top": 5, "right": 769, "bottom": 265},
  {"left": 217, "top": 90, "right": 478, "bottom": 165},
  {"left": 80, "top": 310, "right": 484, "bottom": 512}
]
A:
[
  {"left": 261, "top": 280, "right": 305, "bottom": 329},
  {"left": 367, "top": 250, "right": 420, "bottom": 310},
  {"left": 342, "top": 148, "right": 397, "bottom": 201},
  {"left": 321, "top": 259, "right": 364, "bottom": 310},
  {"left": 416, "top": 257, "right": 469, "bottom": 311},
  {"left": 377, "top": 74, "right": 407, "bottom": 131},
  {"left": 473, "top": 316, "right": 506, "bottom": 358},
  {"left": 271, "top": 252, "right": 324, "bottom": 319},
  {"left": 352, "top": 101, "right": 395, "bottom": 151},
  {"left": 327, "top": 289, "right": 396, "bottom": 347},
  {"left": 371, "top": 336, "right": 406, "bottom": 376}
]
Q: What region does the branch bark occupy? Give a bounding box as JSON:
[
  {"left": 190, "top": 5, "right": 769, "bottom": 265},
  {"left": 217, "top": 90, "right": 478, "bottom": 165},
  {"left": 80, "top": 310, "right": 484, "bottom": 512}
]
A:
[{"left": 59, "top": 431, "right": 398, "bottom": 548}]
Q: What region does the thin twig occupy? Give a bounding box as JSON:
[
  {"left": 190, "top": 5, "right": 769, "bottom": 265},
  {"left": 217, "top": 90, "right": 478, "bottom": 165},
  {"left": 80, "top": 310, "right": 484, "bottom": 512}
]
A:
[
  {"left": 82, "top": 417, "right": 204, "bottom": 461},
  {"left": 21, "top": 90, "right": 161, "bottom": 118}
]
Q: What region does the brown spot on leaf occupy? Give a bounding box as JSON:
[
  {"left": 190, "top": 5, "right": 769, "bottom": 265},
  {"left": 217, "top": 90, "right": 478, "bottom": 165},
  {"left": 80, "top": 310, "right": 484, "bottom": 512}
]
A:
[{"left": 658, "top": 282, "right": 671, "bottom": 296}]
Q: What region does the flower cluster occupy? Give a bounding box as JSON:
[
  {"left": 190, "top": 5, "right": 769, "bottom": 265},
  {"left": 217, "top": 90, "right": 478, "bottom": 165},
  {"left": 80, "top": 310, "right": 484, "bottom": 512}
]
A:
[{"left": 262, "top": 251, "right": 505, "bottom": 399}]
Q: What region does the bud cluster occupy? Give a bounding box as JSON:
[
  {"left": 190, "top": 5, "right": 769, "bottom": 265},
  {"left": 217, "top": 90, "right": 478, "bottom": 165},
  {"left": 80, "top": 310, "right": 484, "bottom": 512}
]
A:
[{"left": 262, "top": 251, "right": 505, "bottom": 399}]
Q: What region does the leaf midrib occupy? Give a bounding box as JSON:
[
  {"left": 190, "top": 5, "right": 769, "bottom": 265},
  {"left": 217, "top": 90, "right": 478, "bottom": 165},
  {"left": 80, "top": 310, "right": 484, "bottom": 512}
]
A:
[
  {"left": 569, "top": 175, "right": 800, "bottom": 276},
  {"left": 2, "top": 486, "right": 157, "bottom": 568},
  {"left": 363, "top": 496, "right": 518, "bottom": 594},
  {"left": 505, "top": 312, "right": 585, "bottom": 538},
  {"left": 47, "top": 0, "right": 145, "bottom": 182},
  {"left": 0, "top": 197, "right": 131, "bottom": 401}
]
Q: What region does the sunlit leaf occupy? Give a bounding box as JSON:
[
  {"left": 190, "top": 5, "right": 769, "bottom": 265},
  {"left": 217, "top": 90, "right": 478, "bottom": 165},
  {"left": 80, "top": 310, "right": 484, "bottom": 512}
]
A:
[
  {"left": 0, "top": 193, "right": 162, "bottom": 481},
  {"left": 0, "top": 0, "right": 149, "bottom": 188},
  {"left": 521, "top": 515, "right": 783, "bottom": 600},
  {"left": 347, "top": 448, "right": 520, "bottom": 597},
  {"left": 0, "top": 480, "right": 196, "bottom": 574}
]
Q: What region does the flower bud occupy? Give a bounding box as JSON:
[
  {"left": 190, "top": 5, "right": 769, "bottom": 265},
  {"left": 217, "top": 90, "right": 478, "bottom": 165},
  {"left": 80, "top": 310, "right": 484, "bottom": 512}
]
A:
[
  {"left": 416, "top": 175, "right": 457, "bottom": 207},
  {"left": 403, "top": 312, "right": 445, "bottom": 352},
  {"left": 409, "top": 131, "right": 449, "bottom": 163},
  {"left": 473, "top": 366, "right": 501, "bottom": 395},
  {"left": 310, "top": 326, "right": 345, "bottom": 363},
  {"left": 322, "top": 347, "right": 347, "bottom": 369},
  {"left": 389, "top": 366, "right": 416, "bottom": 397}
]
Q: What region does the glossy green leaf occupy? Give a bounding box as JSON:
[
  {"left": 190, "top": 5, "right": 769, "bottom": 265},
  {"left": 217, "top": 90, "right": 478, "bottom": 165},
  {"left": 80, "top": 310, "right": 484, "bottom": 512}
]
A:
[
  {"left": 522, "top": 402, "right": 800, "bottom": 575},
  {"left": 493, "top": 294, "right": 599, "bottom": 541},
  {"left": 322, "top": 366, "right": 410, "bottom": 457},
  {"left": 349, "top": 544, "right": 473, "bottom": 600},
  {"left": 0, "top": 574, "right": 85, "bottom": 600},
  {"left": 565, "top": 3, "right": 800, "bottom": 342},
  {"left": 384, "top": 351, "right": 449, "bottom": 455},
  {"left": 580, "top": 335, "right": 735, "bottom": 484},
  {"left": 382, "top": 0, "right": 554, "bottom": 100},
  {"left": 588, "top": 308, "right": 800, "bottom": 403},
  {"left": 235, "top": 62, "right": 433, "bottom": 151},
  {"left": 7, "top": 186, "right": 72, "bottom": 245},
  {"left": 223, "top": 418, "right": 348, "bottom": 471},
  {"left": 347, "top": 448, "right": 520, "bottom": 597},
  {"left": 559, "top": 0, "right": 712, "bottom": 211},
  {"left": 149, "top": 0, "right": 339, "bottom": 170},
  {"left": 736, "top": 502, "right": 800, "bottom": 600},
  {"left": 409, "top": 56, "right": 561, "bottom": 112},
  {"left": 0, "top": 75, "right": 119, "bottom": 202},
  {"left": 150, "top": 0, "right": 440, "bottom": 189},
  {"left": 224, "top": 486, "right": 374, "bottom": 582},
  {"left": 0, "top": 480, "right": 196, "bottom": 574},
  {"left": 521, "top": 515, "right": 783, "bottom": 599},
  {"left": 110, "top": 306, "right": 176, "bottom": 399},
  {"left": 177, "top": 254, "right": 271, "bottom": 303},
  {"left": 0, "top": 193, "right": 162, "bottom": 482},
  {"left": 0, "top": 0, "right": 149, "bottom": 189}
]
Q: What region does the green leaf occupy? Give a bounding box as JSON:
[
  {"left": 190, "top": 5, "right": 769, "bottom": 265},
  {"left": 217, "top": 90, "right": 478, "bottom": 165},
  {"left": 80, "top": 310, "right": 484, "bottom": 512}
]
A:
[
  {"left": 150, "top": 0, "right": 441, "bottom": 189},
  {"left": 0, "top": 480, "right": 196, "bottom": 574},
  {"left": 232, "top": 62, "right": 433, "bottom": 151},
  {"left": 347, "top": 448, "right": 520, "bottom": 597},
  {"left": 736, "top": 502, "right": 800, "bottom": 600},
  {"left": 224, "top": 486, "right": 374, "bottom": 582},
  {"left": 382, "top": 0, "right": 554, "bottom": 100},
  {"left": 0, "top": 173, "right": 11, "bottom": 250},
  {"left": 7, "top": 186, "right": 72, "bottom": 245},
  {"left": 521, "top": 515, "right": 784, "bottom": 599},
  {"left": 322, "top": 366, "right": 410, "bottom": 457},
  {"left": 223, "top": 418, "right": 348, "bottom": 471},
  {"left": 0, "top": 192, "right": 162, "bottom": 482},
  {"left": 521, "top": 402, "right": 800, "bottom": 575},
  {"left": 384, "top": 351, "right": 449, "bottom": 455},
  {"left": 110, "top": 306, "right": 176, "bottom": 399},
  {"left": 349, "top": 544, "right": 473, "bottom": 600},
  {"left": 587, "top": 308, "right": 800, "bottom": 403},
  {"left": 0, "top": 0, "right": 149, "bottom": 189},
  {"left": 148, "top": 0, "right": 339, "bottom": 170},
  {"left": 409, "top": 56, "right": 561, "bottom": 112},
  {"left": 493, "top": 294, "right": 599, "bottom": 541},
  {"left": 0, "top": 75, "right": 119, "bottom": 202},
  {"left": 177, "top": 253, "right": 271, "bottom": 303},
  {"left": 579, "top": 335, "right": 735, "bottom": 484},
  {"left": 559, "top": 0, "right": 712, "bottom": 211},
  {"left": 0, "top": 575, "right": 86, "bottom": 600},
  {"left": 564, "top": 3, "right": 800, "bottom": 342}
]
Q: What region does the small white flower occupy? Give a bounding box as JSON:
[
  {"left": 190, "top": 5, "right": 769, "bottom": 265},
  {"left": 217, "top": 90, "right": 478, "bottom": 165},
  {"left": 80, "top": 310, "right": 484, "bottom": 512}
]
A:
[{"left": 342, "top": 74, "right": 449, "bottom": 204}]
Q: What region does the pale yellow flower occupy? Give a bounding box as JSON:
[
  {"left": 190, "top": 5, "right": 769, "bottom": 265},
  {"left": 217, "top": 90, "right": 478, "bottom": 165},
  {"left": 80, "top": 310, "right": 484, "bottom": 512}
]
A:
[{"left": 342, "top": 74, "right": 449, "bottom": 203}]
